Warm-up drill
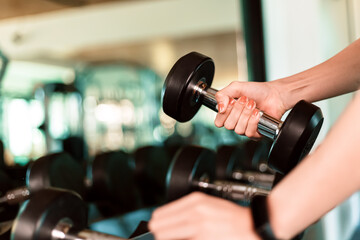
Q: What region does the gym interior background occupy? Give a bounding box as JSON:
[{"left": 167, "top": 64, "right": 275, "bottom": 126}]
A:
[{"left": 0, "top": 0, "right": 359, "bottom": 239}]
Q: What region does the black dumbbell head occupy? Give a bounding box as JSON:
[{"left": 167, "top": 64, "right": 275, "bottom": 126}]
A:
[
  {"left": 163, "top": 52, "right": 215, "bottom": 122},
  {"left": 216, "top": 140, "right": 271, "bottom": 180},
  {"left": 11, "top": 189, "right": 87, "bottom": 240},
  {"left": 92, "top": 150, "right": 140, "bottom": 213},
  {"left": 27, "top": 152, "right": 86, "bottom": 198},
  {"left": 134, "top": 146, "right": 179, "bottom": 206},
  {"left": 166, "top": 146, "right": 216, "bottom": 202},
  {"left": 216, "top": 145, "right": 246, "bottom": 180},
  {"left": 268, "top": 100, "right": 324, "bottom": 174}
]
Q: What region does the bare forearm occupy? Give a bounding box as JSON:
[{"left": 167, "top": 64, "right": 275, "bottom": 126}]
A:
[
  {"left": 271, "top": 39, "right": 360, "bottom": 110},
  {"left": 268, "top": 91, "right": 360, "bottom": 239}
]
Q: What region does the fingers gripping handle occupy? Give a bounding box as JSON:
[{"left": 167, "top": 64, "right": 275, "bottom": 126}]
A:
[{"left": 199, "top": 86, "right": 282, "bottom": 140}]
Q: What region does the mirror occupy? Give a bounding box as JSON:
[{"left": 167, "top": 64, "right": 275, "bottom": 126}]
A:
[{"left": 0, "top": 0, "right": 248, "bottom": 164}]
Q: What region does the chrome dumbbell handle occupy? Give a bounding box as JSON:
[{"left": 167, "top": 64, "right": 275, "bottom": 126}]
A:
[
  {"left": 232, "top": 170, "right": 275, "bottom": 186},
  {"left": 194, "top": 180, "right": 270, "bottom": 202},
  {"left": 0, "top": 186, "right": 30, "bottom": 205},
  {"left": 195, "top": 82, "right": 282, "bottom": 140},
  {"left": 51, "top": 220, "right": 154, "bottom": 240}
]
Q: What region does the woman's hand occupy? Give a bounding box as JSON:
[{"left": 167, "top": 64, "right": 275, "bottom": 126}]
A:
[
  {"left": 214, "top": 81, "right": 287, "bottom": 139},
  {"left": 149, "top": 192, "right": 260, "bottom": 240}
]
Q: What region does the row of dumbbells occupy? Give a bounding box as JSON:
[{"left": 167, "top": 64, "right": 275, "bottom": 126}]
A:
[
  {"left": 0, "top": 139, "right": 273, "bottom": 212},
  {"left": 0, "top": 139, "right": 275, "bottom": 239}
]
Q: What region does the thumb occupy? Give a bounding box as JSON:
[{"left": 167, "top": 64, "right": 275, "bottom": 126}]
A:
[{"left": 215, "top": 91, "right": 230, "bottom": 114}]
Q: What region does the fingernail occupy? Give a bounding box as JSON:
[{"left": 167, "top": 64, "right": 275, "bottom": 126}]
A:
[
  {"left": 239, "top": 96, "right": 247, "bottom": 104},
  {"left": 246, "top": 100, "right": 255, "bottom": 109},
  {"left": 230, "top": 99, "right": 237, "bottom": 106},
  {"left": 252, "top": 109, "right": 259, "bottom": 117},
  {"left": 218, "top": 103, "right": 225, "bottom": 113}
]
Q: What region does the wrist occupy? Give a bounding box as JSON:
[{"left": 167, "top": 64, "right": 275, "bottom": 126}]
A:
[{"left": 268, "top": 78, "right": 297, "bottom": 111}]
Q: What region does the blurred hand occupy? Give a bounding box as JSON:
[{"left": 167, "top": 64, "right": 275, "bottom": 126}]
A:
[
  {"left": 149, "top": 192, "right": 260, "bottom": 240},
  {"left": 214, "top": 81, "right": 287, "bottom": 139}
]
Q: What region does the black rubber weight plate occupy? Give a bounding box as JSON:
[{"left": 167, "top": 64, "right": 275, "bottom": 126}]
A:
[
  {"left": 11, "top": 189, "right": 87, "bottom": 240},
  {"left": 27, "top": 152, "right": 86, "bottom": 198},
  {"left": 216, "top": 140, "right": 272, "bottom": 180},
  {"left": 134, "top": 146, "right": 176, "bottom": 206},
  {"left": 268, "top": 100, "right": 323, "bottom": 174},
  {"left": 216, "top": 145, "right": 246, "bottom": 180},
  {"left": 166, "top": 146, "right": 216, "bottom": 202},
  {"left": 162, "top": 52, "right": 215, "bottom": 122},
  {"left": 92, "top": 150, "right": 139, "bottom": 211},
  {"left": 250, "top": 140, "right": 272, "bottom": 170}
]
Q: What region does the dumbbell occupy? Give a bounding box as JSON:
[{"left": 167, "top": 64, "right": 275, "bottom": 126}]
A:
[
  {"left": 162, "top": 52, "right": 324, "bottom": 174},
  {"left": 2, "top": 150, "right": 139, "bottom": 220},
  {"left": 166, "top": 145, "right": 270, "bottom": 203},
  {"left": 88, "top": 150, "right": 141, "bottom": 217},
  {"left": 10, "top": 188, "right": 154, "bottom": 240},
  {"left": 216, "top": 140, "right": 275, "bottom": 189},
  {"left": 134, "top": 145, "right": 180, "bottom": 207},
  {"left": 5, "top": 136, "right": 140, "bottom": 220},
  {"left": 0, "top": 152, "right": 86, "bottom": 206}
]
